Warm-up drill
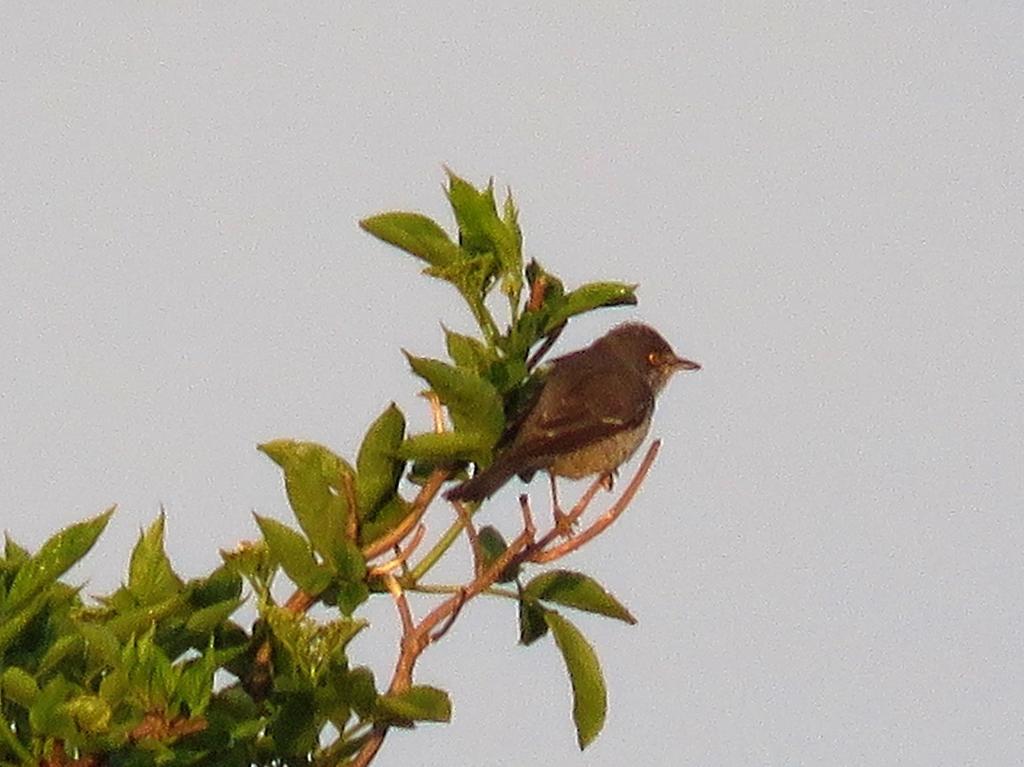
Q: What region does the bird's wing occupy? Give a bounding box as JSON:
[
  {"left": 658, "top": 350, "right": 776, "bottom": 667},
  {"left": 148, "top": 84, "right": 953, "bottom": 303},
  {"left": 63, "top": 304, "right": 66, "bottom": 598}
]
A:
[{"left": 509, "top": 354, "right": 653, "bottom": 460}]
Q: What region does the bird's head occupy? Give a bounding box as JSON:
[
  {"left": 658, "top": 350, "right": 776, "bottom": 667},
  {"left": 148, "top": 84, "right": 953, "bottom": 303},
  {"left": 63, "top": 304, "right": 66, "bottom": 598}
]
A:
[{"left": 601, "top": 322, "right": 701, "bottom": 393}]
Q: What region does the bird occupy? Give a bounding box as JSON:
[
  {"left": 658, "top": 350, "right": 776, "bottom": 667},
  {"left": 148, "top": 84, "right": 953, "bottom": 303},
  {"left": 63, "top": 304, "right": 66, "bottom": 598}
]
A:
[{"left": 443, "top": 322, "right": 700, "bottom": 505}]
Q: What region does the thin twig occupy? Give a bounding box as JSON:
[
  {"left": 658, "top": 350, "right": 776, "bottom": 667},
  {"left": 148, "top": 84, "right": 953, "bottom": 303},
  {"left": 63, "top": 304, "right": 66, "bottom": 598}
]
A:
[
  {"left": 450, "top": 498, "right": 484, "bottom": 573},
  {"left": 368, "top": 525, "right": 426, "bottom": 576},
  {"left": 417, "top": 525, "right": 532, "bottom": 639},
  {"left": 564, "top": 473, "right": 608, "bottom": 526},
  {"left": 430, "top": 588, "right": 467, "bottom": 642},
  {"left": 283, "top": 588, "right": 316, "bottom": 613},
  {"left": 530, "top": 472, "right": 606, "bottom": 552},
  {"left": 385, "top": 574, "right": 415, "bottom": 636},
  {"left": 408, "top": 582, "right": 519, "bottom": 600},
  {"left": 423, "top": 390, "right": 446, "bottom": 433},
  {"left": 526, "top": 323, "right": 565, "bottom": 371},
  {"left": 349, "top": 730, "right": 385, "bottom": 767},
  {"left": 342, "top": 471, "right": 359, "bottom": 541},
  {"left": 350, "top": 525, "right": 534, "bottom": 767},
  {"left": 519, "top": 493, "right": 536, "bottom": 538},
  {"left": 361, "top": 466, "right": 449, "bottom": 560}
]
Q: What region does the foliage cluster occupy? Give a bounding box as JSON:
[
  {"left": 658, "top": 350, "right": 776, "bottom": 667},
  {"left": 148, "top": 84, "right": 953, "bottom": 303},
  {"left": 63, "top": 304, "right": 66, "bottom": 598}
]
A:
[{"left": 1, "top": 172, "right": 648, "bottom": 766}]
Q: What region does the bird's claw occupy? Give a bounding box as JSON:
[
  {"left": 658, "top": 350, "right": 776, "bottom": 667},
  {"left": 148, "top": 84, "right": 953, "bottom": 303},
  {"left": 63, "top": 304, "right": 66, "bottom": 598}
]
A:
[{"left": 553, "top": 505, "right": 578, "bottom": 539}]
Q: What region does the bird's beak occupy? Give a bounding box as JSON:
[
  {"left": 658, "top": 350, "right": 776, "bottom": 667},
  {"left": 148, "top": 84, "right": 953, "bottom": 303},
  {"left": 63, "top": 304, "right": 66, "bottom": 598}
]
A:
[{"left": 672, "top": 355, "right": 701, "bottom": 371}]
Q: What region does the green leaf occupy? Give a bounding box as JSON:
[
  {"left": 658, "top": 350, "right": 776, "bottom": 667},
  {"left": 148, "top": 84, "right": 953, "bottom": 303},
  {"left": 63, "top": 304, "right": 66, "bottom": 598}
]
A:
[
  {"left": 359, "top": 212, "right": 462, "bottom": 268},
  {"left": 98, "top": 667, "right": 129, "bottom": 706},
  {"left": 231, "top": 716, "right": 267, "bottom": 741},
  {"left": 499, "top": 261, "right": 567, "bottom": 366},
  {"left": 188, "top": 563, "right": 243, "bottom": 607},
  {"left": 2, "top": 507, "right": 113, "bottom": 616},
  {"left": 423, "top": 252, "right": 500, "bottom": 299},
  {"left": 0, "top": 592, "right": 49, "bottom": 655},
  {"left": 220, "top": 540, "right": 273, "bottom": 590},
  {"left": 263, "top": 607, "right": 367, "bottom": 682},
  {"left": 544, "top": 281, "right": 638, "bottom": 333},
  {"left": 337, "top": 666, "right": 378, "bottom": 718},
  {"left": 316, "top": 616, "right": 368, "bottom": 658},
  {"left": 355, "top": 403, "right": 407, "bottom": 517},
  {"left": 545, "top": 611, "right": 607, "bottom": 749},
  {"left": 4, "top": 534, "right": 30, "bottom": 564},
  {"left": 267, "top": 691, "right": 318, "bottom": 757},
  {"left": 397, "top": 430, "right": 492, "bottom": 465},
  {"left": 518, "top": 595, "right": 549, "bottom": 646},
  {"left": 404, "top": 354, "right": 504, "bottom": 444},
  {"left": 38, "top": 634, "right": 85, "bottom": 676},
  {"left": 184, "top": 597, "right": 244, "bottom": 635},
  {"left": 376, "top": 685, "right": 451, "bottom": 724},
  {"left": 253, "top": 515, "right": 331, "bottom": 594},
  {"left": 125, "top": 627, "right": 177, "bottom": 708},
  {"left": 128, "top": 513, "right": 184, "bottom": 606},
  {"left": 357, "top": 495, "right": 411, "bottom": 548},
  {"left": 478, "top": 526, "right": 519, "bottom": 583},
  {"left": 65, "top": 694, "right": 111, "bottom": 734},
  {"left": 0, "top": 710, "right": 31, "bottom": 761},
  {"left": 331, "top": 581, "right": 369, "bottom": 617},
  {"left": 502, "top": 189, "right": 523, "bottom": 269},
  {"left": 258, "top": 440, "right": 354, "bottom": 569},
  {"left": 29, "top": 676, "right": 75, "bottom": 740},
  {"left": 444, "top": 326, "right": 494, "bottom": 373},
  {"left": 102, "top": 593, "right": 187, "bottom": 642},
  {"left": 445, "top": 170, "right": 499, "bottom": 255},
  {"left": 488, "top": 355, "right": 531, "bottom": 394},
  {"left": 175, "top": 641, "right": 217, "bottom": 715},
  {"left": 331, "top": 536, "right": 368, "bottom": 582},
  {"left": 78, "top": 623, "right": 122, "bottom": 668},
  {"left": 523, "top": 570, "right": 636, "bottom": 624},
  {"left": 327, "top": 538, "right": 369, "bottom": 616},
  {"left": 444, "top": 171, "right": 522, "bottom": 304},
  {"left": 503, "top": 305, "right": 548, "bottom": 363},
  {"left": 406, "top": 458, "right": 442, "bottom": 486},
  {"left": 496, "top": 190, "right": 524, "bottom": 307},
  {"left": 1, "top": 666, "right": 40, "bottom": 708}
]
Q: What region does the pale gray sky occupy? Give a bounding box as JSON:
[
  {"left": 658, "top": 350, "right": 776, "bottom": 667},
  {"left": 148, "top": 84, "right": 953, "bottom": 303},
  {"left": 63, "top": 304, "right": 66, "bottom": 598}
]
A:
[{"left": 3, "top": 4, "right": 1022, "bottom": 766}]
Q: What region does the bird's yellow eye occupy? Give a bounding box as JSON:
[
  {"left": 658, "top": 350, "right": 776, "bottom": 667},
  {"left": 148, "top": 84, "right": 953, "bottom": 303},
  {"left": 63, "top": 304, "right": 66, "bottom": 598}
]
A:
[{"left": 647, "top": 351, "right": 659, "bottom": 366}]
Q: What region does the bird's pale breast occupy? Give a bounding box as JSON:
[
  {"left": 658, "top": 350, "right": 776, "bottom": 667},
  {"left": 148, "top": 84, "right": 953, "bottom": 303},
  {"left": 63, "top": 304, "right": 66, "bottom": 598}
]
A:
[{"left": 548, "top": 413, "right": 652, "bottom": 479}]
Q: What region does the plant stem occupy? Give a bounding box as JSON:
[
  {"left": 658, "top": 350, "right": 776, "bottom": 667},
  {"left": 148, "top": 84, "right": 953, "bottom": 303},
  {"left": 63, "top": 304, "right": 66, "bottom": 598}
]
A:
[
  {"left": 409, "top": 583, "right": 518, "bottom": 600},
  {"left": 407, "top": 513, "right": 467, "bottom": 582},
  {"left": 463, "top": 290, "right": 500, "bottom": 345}
]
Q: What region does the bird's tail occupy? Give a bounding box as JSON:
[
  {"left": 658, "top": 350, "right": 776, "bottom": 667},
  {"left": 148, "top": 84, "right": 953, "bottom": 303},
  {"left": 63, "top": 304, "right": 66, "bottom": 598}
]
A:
[{"left": 443, "top": 454, "right": 523, "bottom": 503}]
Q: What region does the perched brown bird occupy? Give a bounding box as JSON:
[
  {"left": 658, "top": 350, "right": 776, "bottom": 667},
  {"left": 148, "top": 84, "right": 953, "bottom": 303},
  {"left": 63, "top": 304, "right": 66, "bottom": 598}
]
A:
[{"left": 443, "top": 322, "right": 700, "bottom": 503}]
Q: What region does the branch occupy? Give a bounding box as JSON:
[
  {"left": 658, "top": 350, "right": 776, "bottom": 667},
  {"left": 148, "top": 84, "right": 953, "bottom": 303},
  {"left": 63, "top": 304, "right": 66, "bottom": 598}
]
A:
[
  {"left": 449, "top": 498, "right": 484, "bottom": 573},
  {"left": 527, "top": 323, "right": 564, "bottom": 371},
  {"left": 350, "top": 440, "right": 662, "bottom": 767},
  {"left": 368, "top": 524, "right": 426, "bottom": 577},
  {"left": 350, "top": 519, "right": 535, "bottom": 767},
  {"left": 361, "top": 467, "right": 450, "bottom": 560},
  {"left": 277, "top": 467, "right": 450, "bottom": 619}
]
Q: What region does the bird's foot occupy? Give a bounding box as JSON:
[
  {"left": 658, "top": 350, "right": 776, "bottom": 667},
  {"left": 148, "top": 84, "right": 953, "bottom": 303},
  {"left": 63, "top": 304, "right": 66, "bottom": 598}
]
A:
[
  {"left": 553, "top": 505, "right": 578, "bottom": 539},
  {"left": 600, "top": 471, "right": 616, "bottom": 492}
]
